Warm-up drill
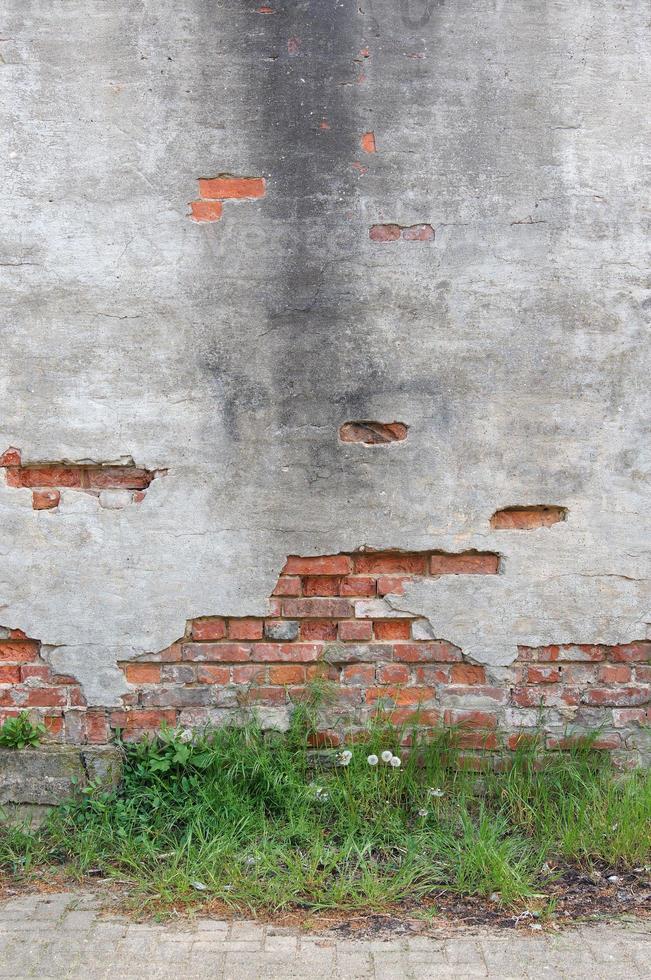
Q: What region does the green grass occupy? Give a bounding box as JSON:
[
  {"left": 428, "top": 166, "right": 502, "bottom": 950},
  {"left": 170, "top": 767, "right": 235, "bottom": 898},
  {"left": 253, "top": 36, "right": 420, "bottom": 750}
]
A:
[{"left": 1, "top": 708, "right": 649, "bottom": 914}]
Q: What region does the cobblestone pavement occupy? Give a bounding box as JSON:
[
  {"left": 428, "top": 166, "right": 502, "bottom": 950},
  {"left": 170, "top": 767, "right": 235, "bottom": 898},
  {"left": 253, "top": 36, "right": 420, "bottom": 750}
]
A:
[{"left": 0, "top": 891, "right": 649, "bottom": 979}]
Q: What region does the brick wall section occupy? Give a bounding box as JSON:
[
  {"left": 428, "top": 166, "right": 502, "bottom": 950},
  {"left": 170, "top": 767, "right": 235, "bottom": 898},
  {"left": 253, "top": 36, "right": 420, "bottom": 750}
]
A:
[
  {"left": 0, "top": 448, "right": 161, "bottom": 510},
  {"left": 1, "top": 551, "right": 649, "bottom": 763},
  {"left": 190, "top": 175, "right": 266, "bottom": 222}
]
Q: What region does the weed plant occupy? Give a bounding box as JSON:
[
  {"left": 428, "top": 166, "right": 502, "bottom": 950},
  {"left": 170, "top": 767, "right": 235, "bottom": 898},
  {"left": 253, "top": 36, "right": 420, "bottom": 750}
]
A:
[{"left": 0, "top": 704, "right": 649, "bottom": 913}]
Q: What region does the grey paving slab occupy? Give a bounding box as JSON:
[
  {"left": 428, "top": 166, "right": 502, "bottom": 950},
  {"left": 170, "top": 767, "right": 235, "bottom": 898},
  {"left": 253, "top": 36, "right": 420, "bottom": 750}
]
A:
[{"left": 0, "top": 890, "right": 649, "bottom": 979}]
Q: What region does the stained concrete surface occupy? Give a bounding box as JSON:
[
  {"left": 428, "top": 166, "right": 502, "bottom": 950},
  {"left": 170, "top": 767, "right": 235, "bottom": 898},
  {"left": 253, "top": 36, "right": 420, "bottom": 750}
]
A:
[{"left": 0, "top": 1, "right": 649, "bottom": 704}]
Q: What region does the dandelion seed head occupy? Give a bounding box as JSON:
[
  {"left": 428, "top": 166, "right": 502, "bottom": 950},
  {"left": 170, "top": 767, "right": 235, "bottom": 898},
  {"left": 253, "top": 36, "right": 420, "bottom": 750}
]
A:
[
  {"left": 367, "top": 754, "right": 379, "bottom": 766},
  {"left": 428, "top": 787, "right": 445, "bottom": 797},
  {"left": 381, "top": 750, "right": 393, "bottom": 763},
  {"left": 418, "top": 808, "right": 428, "bottom": 817},
  {"left": 390, "top": 755, "right": 401, "bottom": 768}
]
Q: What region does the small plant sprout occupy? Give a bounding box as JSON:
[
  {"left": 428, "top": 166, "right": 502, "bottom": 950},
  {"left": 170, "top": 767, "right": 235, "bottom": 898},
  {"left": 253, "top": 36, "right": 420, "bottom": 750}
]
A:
[
  {"left": 428, "top": 787, "right": 445, "bottom": 798},
  {"left": 367, "top": 754, "right": 379, "bottom": 766},
  {"left": 381, "top": 750, "right": 393, "bottom": 763},
  {"left": 337, "top": 750, "right": 353, "bottom": 766},
  {"left": 390, "top": 756, "right": 402, "bottom": 768}
]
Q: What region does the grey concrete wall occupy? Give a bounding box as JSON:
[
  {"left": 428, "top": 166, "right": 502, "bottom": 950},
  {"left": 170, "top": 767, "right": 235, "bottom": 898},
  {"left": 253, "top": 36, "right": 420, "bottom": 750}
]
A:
[{"left": 0, "top": 0, "right": 649, "bottom": 705}]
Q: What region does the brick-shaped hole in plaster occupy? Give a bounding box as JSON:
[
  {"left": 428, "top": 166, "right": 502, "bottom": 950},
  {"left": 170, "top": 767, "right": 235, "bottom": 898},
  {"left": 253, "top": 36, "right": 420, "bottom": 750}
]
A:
[
  {"left": 490, "top": 506, "right": 568, "bottom": 530},
  {"left": 339, "top": 422, "right": 408, "bottom": 445}
]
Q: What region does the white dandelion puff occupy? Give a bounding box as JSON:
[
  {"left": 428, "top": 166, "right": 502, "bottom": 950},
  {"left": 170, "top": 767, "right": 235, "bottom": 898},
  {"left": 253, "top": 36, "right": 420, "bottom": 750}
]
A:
[
  {"left": 428, "top": 787, "right": 445, "bottom": 798},
  {"left": 418, "top": 808, "right": 428, "bottom": 817},
  {"left": 381, "top": 750, "right": 393, "bottom": 763},
  {"left": 389, "top": 756, "right": 402, "bottom": 768},
  {"left": 367, "top": 754, "right": 379, "bottom": 766}
]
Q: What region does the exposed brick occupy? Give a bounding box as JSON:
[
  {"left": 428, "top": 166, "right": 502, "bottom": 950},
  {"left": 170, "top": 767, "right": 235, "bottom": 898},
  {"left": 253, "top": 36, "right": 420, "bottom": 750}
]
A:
[
  {"left": 264, "top": 620, "right": 299, "bottom": 641},
  {"left": 414, "top": 665, "right": 449, "bottom": 684},
  {"left": 527, "top": 665, "right": 561, "bottom": 684},
  {"left": 301, "top": 620, "right": 337, "bottom": 640},
  {"left": 281, "top": 597, "right": 353, "bottom": 618},
  {"left": 114, "top": 709, "right": 177, "bottom": 732},
  {"left": 228, "top": 618, "right": 264, "bottom": 640},
  {"left": 24, "top": 689, "right": 67, "bottom": 707},
  {"left": 182, "top": 643, "right": 251, "bottom": 662},
  {"left": 283, "top": 555, "right": 351, "bottom": 575},
  {"left": 598, "top": 664, "right": 632, "bottom": 684},
  {"left": 198, "top": 176, "right": 266, "bottom": 200},
  {"left": 582, "top": 687, "right": 648, "bottom": 707},
  {"left": 338, "top": 620, "right": 373, "bottom": 641},
  {"left": 303, "top": 575, "right": 342, "bottom": 597},
  {"left": 32, "top": 489, "right": 60, "bottom": 510},
  {"left": 366, "top": 686, "right": 436, "bottom": 705},
  {"left": 430, "top": 552, "right": 499, "bottom": 575},
  {"left": 385, "top": 707, "right": 441, "bottom": 726},
  {"left": 490, "top": 505, "right": 567, "bottom": 530},
  {"left": 610, "top": 642, "right": 651, "bottom": 663},
  {"left": 354, "top": 553, "right": 427, "bottom": 575},
  {"left": 369, "top": 224, "right": 401, "bottom": 242},
  {"left": 232, "top": 665, "right": 265, "bottom": 684},
  {"left": 84, "top": 710, "right": 109, "bottom": 743},
  {"left": 86, "top": 467, "right": 153, "bottom": 490},
  {"left": 124, "top": 664, "right": 161, "bottom": 684},
  {"left": 339, "top": 421, "right": 408, "bottom": 444},
  {"left": 196, "top": 665, "right": 230, "bottom": 684},
  {"left": 0, "top": 640, "right": 40, "bottom": 663},
  {"left": 374, "top": 620, "right": 411, "bottom": 640},
  {"left": 269, "top": 665, "right": 306, "bottom": 684},
  {"left": 361, "top": 131, "right": 376, "bottom": 153},
  {"left": 401, "top": 224, "right": 434, "bottom": 241},
  {"left": 376, "top": 576, "right": 410, "bottom": 595},
  {"left": 340, "top": 576, "right": 376, "bottom": 597},
  {"left": 250, "top": 642, "right": 322, "bottom": 663},
  {"left": 445, "top": 709, "right": 498, "bottom": 729},
  {"left": 272, "top": 576, "right": 301, "bottom": 596},
  {"left": 376, "top": 664, "right": 410, "bottom": 684},
  {"left": 635, "top": 665, "right": 651, "bottom": 682},
  {"left": 393, "top": 642, "right": 462, "bottom": 663},
  {"left": 9, "top": 465, "right": 84, "bottom": 488},
  {"left": 0, "top": 665, "right": 20, "bottom": 683},
  {"left": 190, "top": 200, "right": 223, "bottom": 222},
  {"left": 341, "top": 664, "right": 375, "bottom": 685},
  {"left": 450, "top": 664, "right": 486, "bottom": 685},
  {"left": 191, "top": 618, "right": 227, "bottom": 641},
  {"left": 457, "top": 731, "right": 499, "bottom": 750},
  {"left": 612, "top": 708, "right": 647, "bottom": 727}
]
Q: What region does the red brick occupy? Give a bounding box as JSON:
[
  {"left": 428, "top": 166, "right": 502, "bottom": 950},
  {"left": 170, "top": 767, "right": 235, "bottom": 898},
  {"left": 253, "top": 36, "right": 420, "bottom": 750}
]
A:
[
  {"left": 86, "top": 467, "right": 152, "bottom": 490},
  {"left": 610, "top": 642, "right": 651, "bottom": 663},
  {"left": 506, "top": 733, "right": 540, "bottom": 751},
  {"left": 340, "top": 577, "right": 376, "bottom": 597},
  {"left": 444, "top": 709, "right": 497, "bottom": 729},
  {"left": 457, "top": 731, "right": 498, "bottom": 750},
  {"left": 231, "top": 665, "right": 265, "bottom": 684},
  {"left": 366, "top": 686, "right": 436, "bottom": 705},
  {"left": 385, "top": 707, "right": 441, "bottom": 726},
  {"left": 11, "top": 465, "right": 84, "bottom": 489},
  {"left": 281, "top": 598, "right": 353, "bottom": 619},
  {"left": 84, "top": 710, "right": 109, "bottom": 743},
  {"left": 338, "top": 620, "right": 372, "bottom": 641},
  {"left": 376, "top": 576, "right": 410, "bottom": 595},
  {"left": 283, "top": 555, "right": 351, "bottom": 575},
  {"left": 353, "top": 553, "right": 427, "bottom": 575},
  {"left": 598, "top": 664, "right": 632, "bottom": 684},
  {"left": 402, "top": 224, "right": 434, "bottom": 241},
  {"left": 516, "top": 645, "right": 560, "bottom": 662},
  {"left": 582, "top": 687, "right": 648, "bottom": 707},
  {"left": 0, "top": 640, "right": 40, "bottom": 663},
  {"left": 361, "top": 131, "right": 376, "bottom": 153},
  {"left": 272, "top": 576, "right": 301, "bottom": 596},
  {"left": 44, "top": 715, "right": 64, "bottom": 736},
  {"left": 198, "top": 176, "right": 266, "bottom": 200},
  {"left": 20, "top": 665, "right": 51, "bottom": 682},
  {"left": 527, "top": 665, "right": 561, "bottom": 684},
  {"left": 0, "top": 665, "right": 20, "bottom": 683},
  {"left": 301, "top": 620, "right": 337, "bottom": 641},
  {"left": 32, "top": 489, "right": 60, "bottom": 510},
  {"left": 190, "top": 200, "right": 223, "bottom": 221},
  {"left": 450, "top": 664, "right": 486, "bottom": 685},
  {"left": 612, "top": 708, "right": 647, "bottom": 727},
  {"left": 376, "top": 664, "right": 409, "bottom": 684},
  {"left": 303, "top": 575, "right": 342, "bottom": 597},
  {"left": 369, "top": 224, "right": 401, "bottom": 242},
  {"left": 307, "top": 730, "right": 341, "bottom": 748},
  {"left": 490, "top": 506, "right": 566, "bottom": 530},
  {"left": 182, "top": 643, "right": 251, "bottom": 662},
  {"left": 546, "top": 734, "right": 622, "bottom": 751},
  {"left": 374, "top": 620, "right": 411, "bottom": 640},
  {"left": 247, "top": 686, "right": 287, "bottom": 704},
  {"left": 24, "top": 689, "right": 67, "bottom": 707},
  {"left": 269, "top": 665, "right": 306, "bottom": 684},
  {"left": 0, "top": 447, "right": 21, "bottom": 466},
  {"left": 196, "top": 665, "right": 230, "bottom": 684},
  {"left": 635, "top": 665, "right": 651, "bottom": 682},
  {"left": 124, "top": 663, "right": 161, "bottom": 684},
  {"left": 119, "top": 709, "right": 177, "bottom": 731},
  {"left": 430, "top": 552, "right": 499, "bottom": 575},
  {"left": 191, "top": 617, "right": 227, "bottom": 641},
  {"left": 341, "top": 664, "right": 375, "bottom": 685},
  {"left": 228, "top": 618, "right": 264, "bottom": 640},
  {"left": 250, "top": 643, "right": 322, "bottom": 663},
  {"left": 393, "top": 642, "right": 462, "bottom": 663},
  {"left": 511, "top": 687, "right": 557, "bottom": 708},
  {"left": 414, "top": 665, "right": 449, "bottom": 684}
]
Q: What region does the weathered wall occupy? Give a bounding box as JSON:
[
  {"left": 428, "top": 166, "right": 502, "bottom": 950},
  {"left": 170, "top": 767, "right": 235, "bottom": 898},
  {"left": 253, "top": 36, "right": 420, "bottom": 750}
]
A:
[{"left": 0, "top": 2, "right": 649, "bottom": 756}]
